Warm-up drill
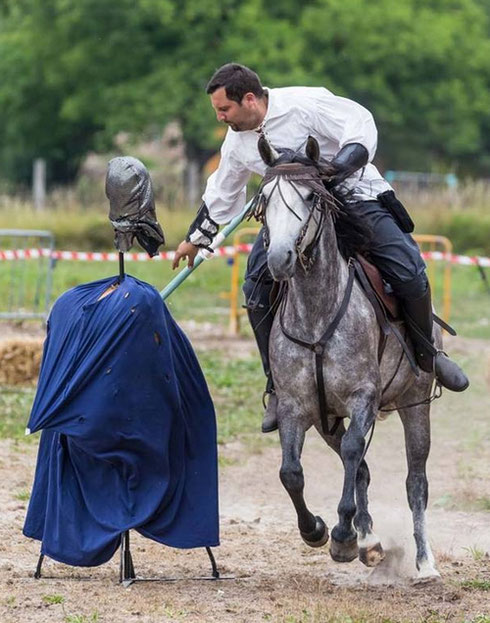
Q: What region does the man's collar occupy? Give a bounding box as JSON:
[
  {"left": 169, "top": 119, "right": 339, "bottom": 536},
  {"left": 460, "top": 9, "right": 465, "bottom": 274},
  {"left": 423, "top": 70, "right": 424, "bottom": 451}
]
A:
[
  {"left": 257, "top": 88, "right": 288, "bottom": 128},
  {"left": 253, "top": 88, "right": 276, "bottom": 134}
]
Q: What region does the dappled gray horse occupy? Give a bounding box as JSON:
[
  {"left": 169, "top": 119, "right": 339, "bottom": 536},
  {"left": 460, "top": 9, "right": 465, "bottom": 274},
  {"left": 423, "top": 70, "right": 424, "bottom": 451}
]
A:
[{"left": 257, "top": 136, "right": 441, "bottom": 582}]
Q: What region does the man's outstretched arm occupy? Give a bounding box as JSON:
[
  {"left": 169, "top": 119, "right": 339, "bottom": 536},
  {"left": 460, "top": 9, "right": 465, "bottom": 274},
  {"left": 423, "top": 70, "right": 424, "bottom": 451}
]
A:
[
  {"left": 172, "top": 203, "right": 218, "bottom": 269},
  {"left": 173, "top": 132, "right": 251, "bottom": 270}
]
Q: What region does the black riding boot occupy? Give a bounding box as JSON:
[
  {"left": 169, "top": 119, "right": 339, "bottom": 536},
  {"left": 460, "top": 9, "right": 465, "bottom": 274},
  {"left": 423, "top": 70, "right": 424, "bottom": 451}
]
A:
[
  {"left": 402, "top": 285, "right": 469, "bottom": 392},
  {"left": 246, "top": 306, "right": 278, "bottom": 433}
]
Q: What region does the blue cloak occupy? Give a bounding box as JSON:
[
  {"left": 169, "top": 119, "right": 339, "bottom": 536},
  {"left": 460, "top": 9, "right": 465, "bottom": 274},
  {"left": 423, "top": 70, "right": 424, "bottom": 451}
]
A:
[{"left": 23, "top": 275, "right": 219, "bottom": 567}]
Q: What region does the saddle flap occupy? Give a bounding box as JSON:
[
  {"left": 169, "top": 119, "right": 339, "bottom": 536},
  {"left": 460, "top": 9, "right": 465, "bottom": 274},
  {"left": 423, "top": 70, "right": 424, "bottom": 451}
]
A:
[{"left": 355, "top": 254, "right": 400, "bottom": 319}]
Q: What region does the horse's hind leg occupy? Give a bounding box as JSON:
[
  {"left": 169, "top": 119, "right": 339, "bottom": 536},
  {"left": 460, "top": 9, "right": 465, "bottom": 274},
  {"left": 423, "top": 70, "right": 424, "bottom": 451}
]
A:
[
  {"left": 398, "top": 402, "right": 440, "bottom": 582},
  {"left": 330, "top": 388, "right": 378, "bottom": 563},
  {"left": 278, "top": 408, "right": 329, "bottom": 548}
]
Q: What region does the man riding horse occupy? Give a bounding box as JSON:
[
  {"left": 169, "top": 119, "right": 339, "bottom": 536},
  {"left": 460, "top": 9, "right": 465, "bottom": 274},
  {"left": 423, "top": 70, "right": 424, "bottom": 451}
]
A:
[{"left": 173, "top": 63, "right": 469, "bottom": 432}]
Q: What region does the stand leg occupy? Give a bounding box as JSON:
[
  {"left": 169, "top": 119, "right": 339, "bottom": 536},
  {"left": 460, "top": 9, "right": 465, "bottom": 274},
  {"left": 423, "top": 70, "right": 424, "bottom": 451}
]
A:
[
  {"left": 34, "top": 553, "right": 44, "bottom": 579},
  {"left": 120, "top": 531, "right": 136, "bottom": 586},
  {"left": 205, "top": 547, "right": 220, "bottom": 579},
  {"left": 118, "top": 252, "right": 125, "bottom": 284}
]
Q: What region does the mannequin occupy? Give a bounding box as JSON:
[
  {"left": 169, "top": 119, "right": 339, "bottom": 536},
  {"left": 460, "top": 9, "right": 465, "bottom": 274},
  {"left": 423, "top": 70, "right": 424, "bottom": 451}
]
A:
[{"left": 24, "top": 158, "right": 220, "bottom": 582}]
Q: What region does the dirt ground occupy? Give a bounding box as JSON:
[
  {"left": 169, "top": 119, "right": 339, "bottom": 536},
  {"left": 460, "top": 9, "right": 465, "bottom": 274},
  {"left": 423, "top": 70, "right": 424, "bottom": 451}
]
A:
[{"left": 0, "top": 329, "right": 489, "bottom": 623}]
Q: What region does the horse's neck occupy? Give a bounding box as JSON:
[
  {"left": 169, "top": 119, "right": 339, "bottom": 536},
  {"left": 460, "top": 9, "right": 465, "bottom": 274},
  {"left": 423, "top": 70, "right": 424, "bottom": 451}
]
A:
[{"left": 285, "top": 216, "right": 348, "bottom": 339}]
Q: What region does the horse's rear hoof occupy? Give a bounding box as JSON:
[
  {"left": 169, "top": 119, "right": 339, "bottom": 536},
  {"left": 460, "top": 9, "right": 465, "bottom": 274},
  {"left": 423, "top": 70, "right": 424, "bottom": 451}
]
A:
[
  {"left": 330, "top": 536, "right": 359, "bottom": 563},
  {"left": 301, "top": 516, "right": 329, "bottom": 548},
  {"left": 359, "top": 542, "right": 385, "bottom": 567}
]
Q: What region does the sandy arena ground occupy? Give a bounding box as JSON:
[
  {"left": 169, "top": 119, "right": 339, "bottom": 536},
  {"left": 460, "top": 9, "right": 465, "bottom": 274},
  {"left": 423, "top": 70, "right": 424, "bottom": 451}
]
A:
[{"left": 0, "top": 330, "right": 489, "bottom": 622}]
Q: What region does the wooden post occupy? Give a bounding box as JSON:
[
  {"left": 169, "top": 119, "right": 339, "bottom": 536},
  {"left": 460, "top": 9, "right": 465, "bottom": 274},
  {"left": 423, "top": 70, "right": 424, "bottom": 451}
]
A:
[{"left": 33, "top": 158, "right": 46, "bottom": 211}]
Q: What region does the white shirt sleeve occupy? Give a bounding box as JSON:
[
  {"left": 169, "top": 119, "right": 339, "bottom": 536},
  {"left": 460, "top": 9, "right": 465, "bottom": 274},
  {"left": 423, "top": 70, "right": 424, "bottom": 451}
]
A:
[
  {"left": 202, "top": 131, "right": 251, "bottom": 225},
  {"left": 312, "top": 91, "right": 378, "bottom": 161}
]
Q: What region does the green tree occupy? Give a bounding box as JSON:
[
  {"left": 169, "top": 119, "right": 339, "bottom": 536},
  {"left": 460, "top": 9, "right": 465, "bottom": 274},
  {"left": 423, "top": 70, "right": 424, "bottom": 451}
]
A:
[
  {"left": 0, "top": 0, "right": 489, "bottom": 185},
  {"left": 299, "top": 0, "right": 490, "bottom": 173}
]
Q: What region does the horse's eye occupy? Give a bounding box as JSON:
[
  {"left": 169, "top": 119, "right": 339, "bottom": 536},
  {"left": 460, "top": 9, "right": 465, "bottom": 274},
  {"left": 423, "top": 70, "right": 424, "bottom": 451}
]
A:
[{"left": 307, "top": 192, "right": 315, "bottom": 202}]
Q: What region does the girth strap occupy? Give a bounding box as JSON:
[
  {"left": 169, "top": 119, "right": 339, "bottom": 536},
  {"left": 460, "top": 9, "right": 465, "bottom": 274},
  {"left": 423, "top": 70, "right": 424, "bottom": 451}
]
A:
[{"left": 279, "top": 261, "right": 356, "bottom": 436}]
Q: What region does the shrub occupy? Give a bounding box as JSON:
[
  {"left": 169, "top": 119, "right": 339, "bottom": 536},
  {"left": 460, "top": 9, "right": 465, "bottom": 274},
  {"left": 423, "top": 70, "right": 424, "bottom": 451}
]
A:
[{"left": 410, "top": 208, "right": 490, "bottom": 256}]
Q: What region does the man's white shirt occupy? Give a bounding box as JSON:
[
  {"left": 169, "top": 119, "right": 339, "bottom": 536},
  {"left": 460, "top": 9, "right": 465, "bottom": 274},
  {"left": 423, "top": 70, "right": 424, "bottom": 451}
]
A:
[{"left": 203, "top": 86, "right": 393, "bottom": 224}]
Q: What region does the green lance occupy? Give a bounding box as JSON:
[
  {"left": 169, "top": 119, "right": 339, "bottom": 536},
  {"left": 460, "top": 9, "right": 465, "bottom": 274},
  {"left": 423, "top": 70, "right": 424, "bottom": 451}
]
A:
[{"left": 160, "top": 197, "right": 255, "bottom": 300}]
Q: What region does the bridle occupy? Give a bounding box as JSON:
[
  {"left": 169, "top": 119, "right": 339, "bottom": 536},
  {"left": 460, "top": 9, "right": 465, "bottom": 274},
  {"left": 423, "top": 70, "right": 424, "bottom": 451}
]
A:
[{"left": 251, "top": 162, "right": 341, "bottom": 272}]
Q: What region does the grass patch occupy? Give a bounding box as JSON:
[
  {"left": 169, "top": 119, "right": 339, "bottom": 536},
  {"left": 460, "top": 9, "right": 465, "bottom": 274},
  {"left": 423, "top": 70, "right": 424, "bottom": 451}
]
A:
[
  {"left": 461, "top": 579, "right": 490, "bottom": 591},
  {"left": 427, "top": 261, "right": 490, "bottom": 340},
  {"left": 473, "top": 497, "right": 490, "bottom": 511},
  {"left": 14, "top": 488, "right": 30, "bottom": 501},
  {"left": 433, "top": 492, "right": 490, "bottom": 512},
  {"left": 0, "top": 253, "right": 488, "bottom": 337},
  {"left": 463, "top": 545, "right": 487, "bottom": 561},
  {"left": 0, "top": 389, "right": 37, "bottom": 440},
  {"left": 65, "top": 614, "right": 99, "bottom": 623},
  {"left": 218, "top": 455, "right": 239, "bottom": 468},
  {"left": 261, "top": 610, "right": 484, "bottom": 623},
  {"left": 197, "top": 349, "right": 264, "bottom": 443},
  {"left": 42, "top": 594, "right": 99, "bottom": 623},
  {"left": 43, "top": 594, "right": 65, "bottom": 605}
]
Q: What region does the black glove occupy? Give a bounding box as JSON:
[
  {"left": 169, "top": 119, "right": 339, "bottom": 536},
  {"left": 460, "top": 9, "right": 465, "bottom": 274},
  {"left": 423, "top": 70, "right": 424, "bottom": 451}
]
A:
[
  {"left": 185, "top": 202, "right": 219, "bottom": 250},
  {"left": 325, "top": 143, "right": 369, "bottom": 188}
]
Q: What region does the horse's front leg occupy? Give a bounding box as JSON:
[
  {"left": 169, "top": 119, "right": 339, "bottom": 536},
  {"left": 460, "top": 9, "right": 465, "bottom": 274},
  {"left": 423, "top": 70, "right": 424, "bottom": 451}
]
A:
[
  {"left": 278, "top": 399, "right": 329, "bottom": 548},
  {"left": 398, "top": 401, "right": 440, "bottom": 583},
  {"left": 321, "top": 419, "right": 384, "bottom": 566},
  {"left": 353, "top": 454, "right": 385, "bottom": 566},
  {"left": 330, "top": 387, "right": 378, "bottom": 563}
]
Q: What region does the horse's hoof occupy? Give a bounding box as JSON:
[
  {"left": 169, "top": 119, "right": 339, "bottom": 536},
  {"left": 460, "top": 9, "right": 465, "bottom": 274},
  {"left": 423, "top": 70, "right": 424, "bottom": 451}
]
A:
[
  {"left": 301, "top": 516, "right": 329, "bottom": 548},
  {"left": 330, "top": 536, "right": 359, "bottom": 563},
  {"left": 412, "top": 572, "right": 442, "bottom": 586},
  {"left": 359, "top": 542, "right": 385, "bottom": 567},
  {"left": 413, "top": 561, "right": 442, "bottom": 585}
]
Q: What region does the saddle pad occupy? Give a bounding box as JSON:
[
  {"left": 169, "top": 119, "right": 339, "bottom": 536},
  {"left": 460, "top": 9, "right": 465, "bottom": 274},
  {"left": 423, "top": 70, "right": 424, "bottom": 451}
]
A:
[{"left": 356, "top": 254, "right": 400, "bottom": 319}]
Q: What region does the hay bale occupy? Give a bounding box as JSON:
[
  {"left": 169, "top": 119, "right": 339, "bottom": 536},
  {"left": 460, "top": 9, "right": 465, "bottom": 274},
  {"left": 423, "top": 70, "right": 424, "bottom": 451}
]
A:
[{"left": 0, "top": 337, "right": 44, "bottom": 385}]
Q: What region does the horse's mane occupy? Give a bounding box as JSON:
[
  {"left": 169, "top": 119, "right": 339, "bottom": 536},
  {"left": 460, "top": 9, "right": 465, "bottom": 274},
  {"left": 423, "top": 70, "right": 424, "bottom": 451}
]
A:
[
  {"left": 267, "top": 148, "right": 373, "bottom": 261},
  {"left": 331, "top": 189, "right": 373, "bottom": 260}
]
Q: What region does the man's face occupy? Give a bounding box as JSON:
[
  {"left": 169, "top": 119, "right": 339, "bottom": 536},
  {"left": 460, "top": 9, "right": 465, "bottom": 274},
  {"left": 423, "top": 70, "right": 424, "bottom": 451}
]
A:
[{"left": 210, "top": 87, "right": 261, "bottom": 132}]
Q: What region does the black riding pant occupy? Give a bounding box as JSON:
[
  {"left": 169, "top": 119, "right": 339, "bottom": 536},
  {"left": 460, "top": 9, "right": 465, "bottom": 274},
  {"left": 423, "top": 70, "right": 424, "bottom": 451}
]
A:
[{"left": 243, "top": 199, "right": 428, "bottom": 310}]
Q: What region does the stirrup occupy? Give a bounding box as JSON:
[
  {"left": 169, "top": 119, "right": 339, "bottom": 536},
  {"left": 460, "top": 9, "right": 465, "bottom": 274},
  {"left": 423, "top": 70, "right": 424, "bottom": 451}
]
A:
[
  {"left": 262, "top": 388, "right": 277, "bottom": 407},
  {"left": 262, "top": 390, "right": 278, "bottom": 433},
  {"left": 262, "top": 390, "right": 271, "bottom": 410}
]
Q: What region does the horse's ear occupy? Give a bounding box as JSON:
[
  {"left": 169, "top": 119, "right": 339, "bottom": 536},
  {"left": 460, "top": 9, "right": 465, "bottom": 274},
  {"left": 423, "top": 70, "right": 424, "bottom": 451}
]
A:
[
  {"left": 258, "top": 135, "right": 277, "bottom": 167},
  {"left": 305, "top": 136, "right": 320, "bottom": 163}
]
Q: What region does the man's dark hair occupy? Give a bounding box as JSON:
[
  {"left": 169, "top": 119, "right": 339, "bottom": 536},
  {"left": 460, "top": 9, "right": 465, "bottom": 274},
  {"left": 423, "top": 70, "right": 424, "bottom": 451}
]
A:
[{"left": 206, "top": 63, "right": 264, "bottom": 103}]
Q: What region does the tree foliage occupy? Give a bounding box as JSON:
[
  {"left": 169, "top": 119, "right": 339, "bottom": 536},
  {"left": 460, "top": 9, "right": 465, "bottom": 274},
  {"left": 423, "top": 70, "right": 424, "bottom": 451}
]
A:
[{"left": 0, "top": 0, "right": 488, "bottom": 184}]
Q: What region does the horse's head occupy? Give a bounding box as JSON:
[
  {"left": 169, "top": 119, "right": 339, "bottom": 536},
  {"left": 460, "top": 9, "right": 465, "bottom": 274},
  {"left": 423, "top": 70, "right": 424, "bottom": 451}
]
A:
[{"left": 256, "top": 135, "right": 336, "bottom": 281}]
